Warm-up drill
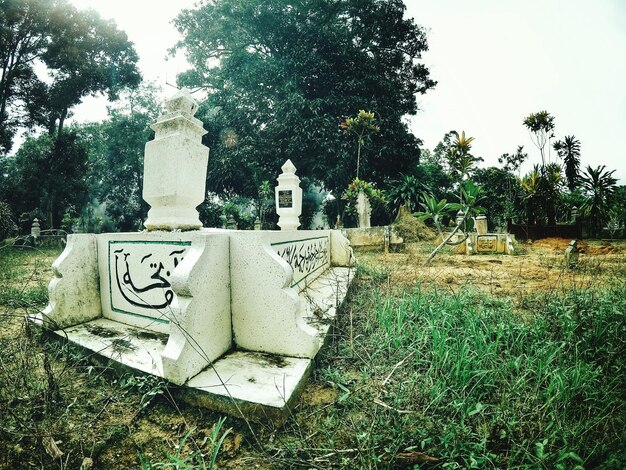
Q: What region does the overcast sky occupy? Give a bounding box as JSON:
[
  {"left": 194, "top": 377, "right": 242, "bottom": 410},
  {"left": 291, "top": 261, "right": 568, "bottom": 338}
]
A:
[{"left": 69, "top": 0, "right": 626, "bottom": 184}]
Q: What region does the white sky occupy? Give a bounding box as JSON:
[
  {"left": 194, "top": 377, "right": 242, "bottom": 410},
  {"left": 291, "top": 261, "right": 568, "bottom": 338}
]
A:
[{"left": 69, "top": 0, "right": 626, "bottom": 184}]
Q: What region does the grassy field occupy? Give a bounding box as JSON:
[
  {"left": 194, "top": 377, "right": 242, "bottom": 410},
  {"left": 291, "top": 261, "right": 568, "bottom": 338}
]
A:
[{"left": 0, "top": 240, "right": 624, "bottom": 469}]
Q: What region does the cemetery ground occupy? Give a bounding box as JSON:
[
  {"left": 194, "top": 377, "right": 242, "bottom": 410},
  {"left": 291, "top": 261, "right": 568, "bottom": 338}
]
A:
[{"left": 0, "top": 239, "right": 624, "bottom": 469}]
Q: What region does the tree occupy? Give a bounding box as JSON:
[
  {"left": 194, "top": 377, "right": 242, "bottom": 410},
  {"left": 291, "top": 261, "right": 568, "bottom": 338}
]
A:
[
  {"left": 413, "top": 162, "right": 453, "bottom": 201},
  {"left": 553, "top": 135, "right": 581, "bottom": 191},
  {"left": 173, "top": 0, "right": 436, "bottom": 199},
  {"left": 0, "top": 0, "right": 51, "bottom": 152},
  {"left": 428, "top": 130, "right": 457, "bottom": 169},
  {"left": 0, "top": 200, "right": 17, "bottom": 240},
  {"left": 1, "top": 131, "right": 89, "bottom": 228},
  {"left": 446, "top": 131, "right": 482, "bottom": 182},
  {"left": 523, "top": 111, "right": 555, "bottom": 166},
  {"left": 520, "top": 163, "right": 563, "bottom": 225},
  {"left": 0, "top": 0, "right": 140, "bottom": 151},
  {"left": 79, "top": 83, "right": 162, "bottom": 231},
  {"left": 580, "top": 165, "right": 617, "bottom": 237},
  {"left": 498, "top": 145, "right": 527, "bottom": 174},
  {"left": 339, "top": 109, "right": 379, "bottom": 179},
  {"left": 474, "top": 167, "right": 522, "bottom": 229}
]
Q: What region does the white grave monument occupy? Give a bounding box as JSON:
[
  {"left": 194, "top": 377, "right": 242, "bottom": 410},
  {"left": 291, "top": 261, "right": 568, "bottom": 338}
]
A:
[
  {"left": 356, "top": 191, "right": 372, "bottom": 228},
  {"left": 35, "top": 90, "right": 355, "bottom": 423},
  {"left": 275, "top": 159, "right": 302, "bottom": 231}
]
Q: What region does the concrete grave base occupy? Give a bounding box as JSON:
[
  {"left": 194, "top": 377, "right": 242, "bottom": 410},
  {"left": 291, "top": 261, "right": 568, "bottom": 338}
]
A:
[
  {"left": 40, "top": 265, "right": 353, "bottom": 424},
  {"left": 342, "top": 226, "right": 404, "bottom": 251}
]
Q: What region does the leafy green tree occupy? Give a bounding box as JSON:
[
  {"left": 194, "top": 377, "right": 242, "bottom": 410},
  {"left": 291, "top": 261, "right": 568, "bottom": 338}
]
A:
[
  {"left": 428, "top": 130, "right": 457, "bottom": 170},
  {"left": 580, "top": 165, "right": 617, "bottom": 237},
  {"left": 413, "top": 162, "right": 454, "bottom": 201},
  {"left": 386, "top": 174, "right": 421, "bottom": 212},
  {"left": 173, "top": 0, "right": 436, "bottom": 199},
  {"left": 474, "top": 167, "right": 522, "bottom": 229},
  {"left": 446, "top": 131, "right": 482, "bottom": 182},
  {"left": 386, "top": 163, "right": 453, "bottom": 213},
  {"left": 1, "top": 131, "right": 89, "bottom": 228},
  {"left": 79, "top": 84, "right": 162, "bottom": 231},
  {"left": 523, "top": 110, "right": 555, "bottom": 166},
  {"left": 0, "top": 0, "right": 140, "bottom": 151},
  {"left": 553, "top": 135, "right": 581, "bottom": 191},
  {"left": 520, "top": 163, "right": 563, "bottom": 225}
]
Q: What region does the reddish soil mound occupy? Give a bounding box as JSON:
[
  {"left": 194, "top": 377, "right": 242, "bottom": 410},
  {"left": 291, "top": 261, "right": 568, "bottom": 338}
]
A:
[
  {"left": 530, "top": 238, "right": 621, "bottom": 255},
  {"left": 531, "top": 237, "right": 577, "bottom": 251},
  {"left": 580, "top": 242, "right": 621, "bottom": 255}
]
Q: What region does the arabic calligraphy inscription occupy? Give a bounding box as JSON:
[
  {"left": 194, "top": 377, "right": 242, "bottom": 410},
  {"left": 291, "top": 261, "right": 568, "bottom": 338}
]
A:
[
  {"left": 108, "top": 241, "right": 190, "bottom": 322},
  {"left": 273, "top": 237, "right": 329, "bottom": 287},
  {"left": 476, "top": 235, "right": 497, "bottom": 253}
]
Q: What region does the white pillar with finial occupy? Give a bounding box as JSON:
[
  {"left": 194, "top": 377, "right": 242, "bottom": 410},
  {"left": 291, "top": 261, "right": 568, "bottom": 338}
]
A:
[
  {"left": 275, "top": 159, "right": 302, "bottom": 231},
  {"left": 143, "top": 89, "right": 209, "bottom": 231},
  {"left": 31, "top": 218, "right": 41, "bottom": 239}
]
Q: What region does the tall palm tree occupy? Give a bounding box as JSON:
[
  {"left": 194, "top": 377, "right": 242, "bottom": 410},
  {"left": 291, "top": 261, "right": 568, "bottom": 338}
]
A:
[
  {"left": 553, "top": 135, "right": 581, "bottom": 191},
  {"left": 580, "top": 165, "right": 617, "bottom": 237}
]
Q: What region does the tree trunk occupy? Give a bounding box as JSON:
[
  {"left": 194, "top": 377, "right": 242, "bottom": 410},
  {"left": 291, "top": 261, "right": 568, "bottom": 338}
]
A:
[{"left": 424, "top": 211, "right": 470, "bottom": 265}]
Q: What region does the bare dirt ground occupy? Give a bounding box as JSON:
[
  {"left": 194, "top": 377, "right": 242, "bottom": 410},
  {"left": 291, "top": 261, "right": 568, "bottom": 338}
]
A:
[{"left": 357, "top": 238, "right": 626, "bottom": 299}]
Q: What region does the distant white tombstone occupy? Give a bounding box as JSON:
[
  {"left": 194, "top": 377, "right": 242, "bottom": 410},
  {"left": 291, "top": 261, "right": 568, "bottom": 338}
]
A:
[
  {"left": 356, "top": 191, "right": 371, "bottom": 228},
  {"left": 31, "top": 218, "right": 41, "bottom": 239},
  {"left": 143, "top": 89, "right": 209, "bottom": 231},
  {"left": 275, "top": 159, "right": 302, "bottom": 231},
  {"left": 565, "top": 239, "right": 579, "bottom": 268}
]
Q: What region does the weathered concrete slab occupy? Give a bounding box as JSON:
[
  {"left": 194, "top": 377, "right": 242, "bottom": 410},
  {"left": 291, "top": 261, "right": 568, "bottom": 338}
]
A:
[{"left": 54, "top": 318, "right": 167, "bottom": 376}]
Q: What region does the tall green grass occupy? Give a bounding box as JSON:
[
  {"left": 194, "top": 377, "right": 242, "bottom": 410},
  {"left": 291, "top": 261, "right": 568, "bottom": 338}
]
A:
[
  {"left": 306, "top": 268, "right": 626, "bottom": 468},
  {"left": 0, "top": 246, "right": 57, "bottom": 309}
]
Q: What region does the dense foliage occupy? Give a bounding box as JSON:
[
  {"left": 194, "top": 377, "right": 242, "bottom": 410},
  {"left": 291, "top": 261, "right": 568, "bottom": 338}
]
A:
[
  {"left": 0, "top": 0, "right": 140, "bottom": 152},
  {"left": 173, "top": 0, "right": 435, "bottom": 199},
  {"left": 0, "top": 131, "right": 89, "bottom": 228}
]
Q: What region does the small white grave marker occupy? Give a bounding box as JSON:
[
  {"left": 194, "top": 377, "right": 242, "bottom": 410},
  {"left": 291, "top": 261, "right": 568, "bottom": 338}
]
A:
[
  {"left": 275, "top": 159, "right": 302, "bottom": 231},
  {"left": 356, "top": 191, "right": 371, "bottom": 228}
]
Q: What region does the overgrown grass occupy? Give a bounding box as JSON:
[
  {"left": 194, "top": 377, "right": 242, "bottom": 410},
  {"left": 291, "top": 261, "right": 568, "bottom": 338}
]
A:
[
  {"left": 291, "top": 265, "right": 626, "bottom": 468},
  {"left": 0, "top": 246, "right": 57, "bottom": 308},
  {"left": 1, "top": 245, "right": 624, "bottom": 468}
]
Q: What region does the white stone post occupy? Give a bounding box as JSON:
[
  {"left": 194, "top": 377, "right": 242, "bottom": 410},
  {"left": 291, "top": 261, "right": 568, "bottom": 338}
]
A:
[
  {"left": 143, "top": 89, "right": 209, "bottom": 231},
  {"left": 356, "top": 191, "right": 371, "bottom": 228},
  {"left": 275, "top": 159, "right": 302, "bottom": 231},
  {"left": 475, "top": 215, "right": 488, "bottom": 235},
  {"left": 31, "top": 218, "right": 41, "bottom": 239}
]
